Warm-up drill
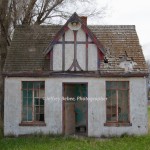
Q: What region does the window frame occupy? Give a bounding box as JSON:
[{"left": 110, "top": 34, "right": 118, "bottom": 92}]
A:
[
  {"left": 19, "top": 81, "right": 46, "bottom": 126},
  {"left": 104, "top": 81, "right": 131, "bottom": 127}
]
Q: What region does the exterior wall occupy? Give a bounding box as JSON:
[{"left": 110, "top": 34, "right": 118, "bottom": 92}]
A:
[
  {"left": 53, "top": 28, "right": 98, "bottom": 71},
  {"left": 4, "top": 77, "right": 148, "bottom": 136},
  {"left": 88, "top": 77, "right": 148, "bottom": 137}
]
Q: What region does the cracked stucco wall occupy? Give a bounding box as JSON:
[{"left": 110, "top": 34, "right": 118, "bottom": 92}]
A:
[{"left": 4, "top": 77, "right": 148, "bottom": 137}]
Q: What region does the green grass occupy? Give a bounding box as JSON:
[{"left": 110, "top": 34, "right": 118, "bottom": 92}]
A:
[
  {"left": 1, "top": 134, "right": 150, "bottom": 150},
  {"left": 148, "top": 106, "right": 150, "bottom": 133},
  {"left": 0, "top": 107, "right": 150, "bottom": 150}
]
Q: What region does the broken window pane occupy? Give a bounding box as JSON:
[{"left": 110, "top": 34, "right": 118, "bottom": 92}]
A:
[
  {"left": 106, "top": 90, "right": 117, "bottom": 122},
  {"left": 22, "top": 81, "right": 45, "bottom": 122},
  {"left": 22, "top": 82, "right": 27, "bottom": 89},
  {"left": 40, "top": 99, "right": 44, "bottom": 105},
  {"left": 40, "top": 82, "right": 45, "bottom": 89},
  {"left": 34, "top": 82, "right": 39, "bottom": 89},
  {"left": 23, "top": 90, "right": 27, "bottom": 98},
  {"left": 34, "top": 90, "right": 39, "bottom": 97},
  {"left": 28, "top": 90, "right": 32, "bottom": 98},
  {"left": 28, "top": 82, "right": 33, "bottom": 89},
  {"left": 28, "top": 107, "right": 32, "bottom": 121},
  {"left": 23, "top": 97, "right": 27, "bottom": 106},
  {"left": 106, "top": 81, "right": 129, "bottom": 123},
  {"left": 118, "top": 90, "right": 129, "bottom": 122},
  {"left": 22, "top": 107, "right": 27, "bottom": 121},
  {"left": 28, "top": 97, "right": 32, "bottom": 106},
  {"left": 39, "top": 90, "right": 45, "bottom": 98},
  {"left": 34, "top": 98, "right": 39, "bottom": 105}
]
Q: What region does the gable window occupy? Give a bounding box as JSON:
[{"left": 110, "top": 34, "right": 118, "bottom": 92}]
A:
[
  {"left": 20, "top": 81, "right": 45, "bottom": 126},
  {"left": 105, "top": 81, "right": 131, "bottom": 126}
]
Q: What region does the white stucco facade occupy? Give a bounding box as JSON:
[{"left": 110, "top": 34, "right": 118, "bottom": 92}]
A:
[{"left": 4, "top": 77, "right": 148, "bottom": 137}]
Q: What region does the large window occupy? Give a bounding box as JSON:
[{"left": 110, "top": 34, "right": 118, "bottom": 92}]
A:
[
  {"left": 106, "top": 81, "right": 130, "bottom": 125},
  {"left": 21, "top": 81, "right": 45, "bottom": 123}
]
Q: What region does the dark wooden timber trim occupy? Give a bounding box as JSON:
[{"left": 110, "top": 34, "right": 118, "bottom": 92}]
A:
[
  {"left": 43, "top": 26, "right": 69, "bottom": 54},
  {"left": 104, "top": 122, "right": 132, "bottom": 127},
  {"left": 19, "top": 122, "right": 46, "bottom": 126},
  {"left": 56, "top": 41, "right": 94, "bottom": 44},
  {"left": 97, "top": 48, "right": 99, "bottom": 70},
  {"left": 68, "top": 31, "right": 82, "bottom": 71},
  {"left": 74, "top": 31, "right": 77, "bottom": 71},
  {"left": 86, "top": 34, "right": 88, "bottom": 71},
  {"left": 81, "top": 24, "right": 105, "bottom": 54},
  {"left": 50, "top": 48, "right": 53, "bottom": 71},
  {"left": 62, "top": 33, "right": 65, "bottom": 71},
  {"left": 3, "top": 71, "right": 148, "bottom": 78}
]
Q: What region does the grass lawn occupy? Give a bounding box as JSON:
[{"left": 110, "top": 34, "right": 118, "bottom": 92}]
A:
[{"left": 0, "top": 107, "right": 150, "bottom": 150}]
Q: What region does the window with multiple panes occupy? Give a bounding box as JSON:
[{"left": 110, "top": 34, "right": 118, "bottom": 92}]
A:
[
  {"left": 22, "top": 81, "right": 45, "bottom": 122},
  {"left": 106, "top": 81, "right": 129, "bottom": 123}
]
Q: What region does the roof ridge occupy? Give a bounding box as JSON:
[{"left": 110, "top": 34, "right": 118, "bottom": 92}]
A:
[{"left": 88, "top": 25, "right": 135, "bottom": 29}]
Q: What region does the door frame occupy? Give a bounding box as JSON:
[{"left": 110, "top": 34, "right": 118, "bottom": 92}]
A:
[{"left": 62, "top": 82, "right": 88, "bottom": 135}]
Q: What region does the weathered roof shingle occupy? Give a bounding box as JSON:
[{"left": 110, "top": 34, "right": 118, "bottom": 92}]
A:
[{"left": 3, "top": 25, "right": 148, "bottom": 76}]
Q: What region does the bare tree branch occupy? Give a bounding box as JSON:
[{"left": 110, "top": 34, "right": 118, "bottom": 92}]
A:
[
  {"left": 22, "top": 0, "right": 37, "bottom": 25},
  {"left": 35, "top": 0, "right": 64, "bottom": 24}
]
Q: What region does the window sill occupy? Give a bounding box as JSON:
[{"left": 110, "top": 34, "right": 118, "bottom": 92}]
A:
[
  {"left": 104, "top": 122, "right": 132, "bottom": 127},
  {"left": 19, "top": 122, "right": 46, "bottom": 126}
]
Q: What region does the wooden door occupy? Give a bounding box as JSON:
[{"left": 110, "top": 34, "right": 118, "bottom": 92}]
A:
[
  {"left": 64, "top": 102, "right": 75, "bottom": 135},
  {"left": 63, "top": 83, "right": 87, "bottom": 135},
  {"left": 64, "top": 85, "right": 75, "bottom": 135}
]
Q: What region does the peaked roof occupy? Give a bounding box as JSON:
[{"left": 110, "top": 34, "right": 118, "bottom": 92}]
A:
[
  {"left": 3, "top": 20, "right": 148, "bottom": 77},
  {"left": 43, "top": 12, "right": 106, "bottom": 55}
]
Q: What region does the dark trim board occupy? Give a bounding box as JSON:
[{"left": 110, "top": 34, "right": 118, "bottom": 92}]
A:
[
  {"left": 62, "top": 33, "right": 65, "bottom": 71},
  {"left": 86, "top": 34, "right": 88, "bottom": 71},
  {"left": 3, "top": 71, "right": 148, "bottom": 78},
  {"left": 56, "top": 41, "right": 94, "bottom": 44}
]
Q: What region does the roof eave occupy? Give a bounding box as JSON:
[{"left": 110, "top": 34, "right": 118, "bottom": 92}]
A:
[{"left": 3, "top": 71, "right": 148, "bottom": 78}]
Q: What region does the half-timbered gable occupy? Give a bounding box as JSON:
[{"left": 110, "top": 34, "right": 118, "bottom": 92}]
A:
[{"left": 44, "top": 13, "right": 104, "bottom": 72}]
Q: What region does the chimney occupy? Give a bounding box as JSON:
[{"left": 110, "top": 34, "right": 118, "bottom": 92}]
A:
[{"left": 80, "top": 16, "right": 87, "bottom": 25}]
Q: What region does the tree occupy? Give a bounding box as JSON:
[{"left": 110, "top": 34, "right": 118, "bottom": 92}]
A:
[{"left": 0, "top": 0, "right": 106, "bottom": 120}]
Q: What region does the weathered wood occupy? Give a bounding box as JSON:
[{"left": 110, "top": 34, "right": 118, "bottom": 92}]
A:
[
  {"left": 62, "top": 33, "right": 65, "bottom": 71},
  {"left": 68, "top": 31, "right": 82, "bottom": 71},
  {"left": 56, "top": 41, "right": 94, "bottom": 44},
  {"left": 2, "top": 71, "right": 148, "bottom": 77},
  {"left": 74, "top": 31, "right": 77, "bottom": 71},
  {"left": 50, "top": 49, "right": 53, "bottom": 71},
  {"left": 86, "top": 34, "right": 88, "bottom": 71}
]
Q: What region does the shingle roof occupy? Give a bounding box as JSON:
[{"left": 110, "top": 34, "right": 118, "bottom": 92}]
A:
[{"left": 3, "top": 25, "right": 148, "bottom": 77}]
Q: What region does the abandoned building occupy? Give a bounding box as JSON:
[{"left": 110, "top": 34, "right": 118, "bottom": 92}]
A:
[{"left": 3, "top": 13, "right": 148, "bottom": 137}]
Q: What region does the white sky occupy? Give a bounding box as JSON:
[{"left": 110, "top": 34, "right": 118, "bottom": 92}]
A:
[{"left": 92, "top": 0, "right": 150, "bottom": 60}]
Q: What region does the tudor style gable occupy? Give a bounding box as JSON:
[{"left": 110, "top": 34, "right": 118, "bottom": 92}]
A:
[{"left": 44, "top": 13, "right": 105, "bottom": 72}]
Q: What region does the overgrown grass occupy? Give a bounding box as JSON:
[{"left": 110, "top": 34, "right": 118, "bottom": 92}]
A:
[
  {"left": 1, "top": 134, "right": 150, "bottom": 150},
  {"left": 0, "top": 117, "right": 3, "bottom": 139},
  {"left": 0, "top": 107, "right": 150, "bottom": 150},
  {"left": 148, "top": 106, "right": 150, "bottom": 133}
]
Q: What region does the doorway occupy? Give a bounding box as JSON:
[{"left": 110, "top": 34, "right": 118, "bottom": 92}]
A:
[{"left": 63, "top": 83, "right": 88, "bottom": 135}]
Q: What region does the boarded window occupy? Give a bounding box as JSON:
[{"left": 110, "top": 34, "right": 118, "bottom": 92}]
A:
[
  {"left": 22, "top": 81, "right": 45, "bottom": 122},
  {"left": 106, "top": 81, "right": 129, "bottom": 123}
]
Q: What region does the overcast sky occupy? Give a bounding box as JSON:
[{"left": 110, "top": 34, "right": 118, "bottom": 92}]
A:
[{"left": 92, "top": 0, "right": 150, "bottom": 60}]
